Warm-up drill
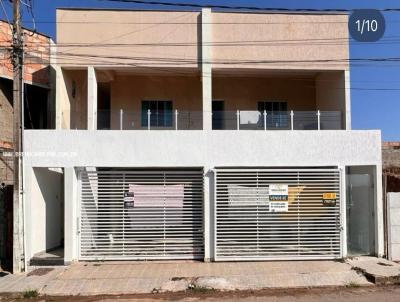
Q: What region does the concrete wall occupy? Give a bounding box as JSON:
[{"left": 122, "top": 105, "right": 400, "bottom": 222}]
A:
[
  {"left": 316, "top": 71, "right": 348, "bottom": 129},
  {"left": 23, "top": 129, "right": 382, "bottom": 261},
  {"left": 211, "top": 12, "right": 349, "bottom": 71},
  {"left": 388, "top": 193, "right": 400, "bottom": 261},
  {"left": 56, "top": 9, "right": 348, "bottom": 71},
  {"left": 213, "top": 76, "right": 316, "bottom": 111},
  {"left": 23, "top": 130, "right": 381, "bottom": 168},
  {"left": 110, "top": 74, "right": 202, "bottom": 129},
  {"left": 57, "top": 69, "right": 87, "bottom": 129},
  {"left": 28, "top": 168, "right": 63, "bottom": 257},
  {"left": 56, "top": 9, "right": 200, "bottom": 69}
]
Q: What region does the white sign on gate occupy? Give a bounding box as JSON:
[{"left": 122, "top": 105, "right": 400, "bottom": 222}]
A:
[
  {"left": 269, "top": 184, "right": 289, "bottom": 201},
  {"left": 270, "top": 201, "right": 289, "bottom": 212}
]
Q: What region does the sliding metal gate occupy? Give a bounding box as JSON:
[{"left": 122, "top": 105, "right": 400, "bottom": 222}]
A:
[
  {"left": 214, "top": 168, "right": 342, "bottom": 260},
  {"left": 79, "top": 169, "right": 204, "bottom": 260}
]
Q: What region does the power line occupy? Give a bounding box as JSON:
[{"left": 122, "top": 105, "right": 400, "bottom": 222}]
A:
[
  {"left": 19, "top": 18, "right": 400, "bottom": 25},
  {"left": 96, "top": 0, "right": 400, "bottom": 13},
  {"left": 19, "top": 37, "right": 400, "bottom": 48},
  {"left": 51, "top": 51, "right": 400, "bottom": 64}
]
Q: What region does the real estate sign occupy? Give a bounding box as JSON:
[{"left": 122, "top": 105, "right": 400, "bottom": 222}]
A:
[{"left": 269, "top": 184, "right": 289, "bottom": 201}]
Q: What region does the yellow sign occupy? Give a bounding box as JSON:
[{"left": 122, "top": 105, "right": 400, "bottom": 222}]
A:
[{"left": 323, "top": 192, "right": 337, "bottom": 200}]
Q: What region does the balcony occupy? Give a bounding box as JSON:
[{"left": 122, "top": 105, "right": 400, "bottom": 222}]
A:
[
  {"left": 92, "top": 109, "right": 341, "bottom": 130},
  {"left": 57, "top": 69, "right": 349, "bottom": 131},
  {"left": 213, "top": 110, "right": 342, "bottom": 131},
  {"left": 97, "top": 109, "right": 203, "bottom": 130}
]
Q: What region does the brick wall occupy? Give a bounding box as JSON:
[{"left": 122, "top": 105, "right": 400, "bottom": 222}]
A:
[
  {"left": 0, "top": 78, "right": 13, "bottom": 185},
  {"left": 0, "top": 20, "right": 50, "bottom": 86},
  {"left": 0, "top": 21, "right": 50, "bottom": 186},
  {"left": 383, "top": 142, "right": 400, "bottom": 169}
]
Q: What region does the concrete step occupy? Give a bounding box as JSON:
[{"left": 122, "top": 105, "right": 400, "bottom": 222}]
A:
[
  {"left": 30, "top": 248, "right": 64, "bottom": 266},
  {"left": 347, "top": 256, "right": 400, "bottom": 285}
]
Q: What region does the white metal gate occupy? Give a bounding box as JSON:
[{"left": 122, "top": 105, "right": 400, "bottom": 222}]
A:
[
  {"left": 79, "top": 169, "right": 204, "bottom": 260},
  {"left": 214, "top": 168, "right": 342, "bottom": 260}
]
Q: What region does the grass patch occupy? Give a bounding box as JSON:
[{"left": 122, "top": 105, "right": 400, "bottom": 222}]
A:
[{"left": 21, "top": 289, "right": 39, "bottom": 299}]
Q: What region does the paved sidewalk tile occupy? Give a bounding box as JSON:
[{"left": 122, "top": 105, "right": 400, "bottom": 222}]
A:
[{"left": 0, "top": 260, "right": 374, "bottom": 296}]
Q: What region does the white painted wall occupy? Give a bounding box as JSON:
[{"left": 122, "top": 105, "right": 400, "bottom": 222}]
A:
[
  {"left": 202, "top": 8, "right": 212, "bottom": 130},
  {"left": 23, "top": 129, "right": 382, "bottom": 261},
  {"left": 87, "top": 66, "right": 97, "bottom": 130},
  {"left": 64, "top": 167, "right": 78, "bottom": 263},
  {"left": 29, "top": 168, "right": 64, "bottom": 256},
  {"left": 23, "top": 130, "right": 381, "bottom": 168},
  {"left": 388, "top": 193, "right": 400, "bottom": 261}
]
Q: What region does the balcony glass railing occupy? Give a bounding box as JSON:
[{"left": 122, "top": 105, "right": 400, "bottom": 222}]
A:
[
  {"left": 62, "top": 109, "right": 342, "bottom": 130},
  {"left": 212, "top": 110, "right": 342, "bottom": 130},
  {"left": 97, "top": 109, "right": 203, "bottom": 130}
]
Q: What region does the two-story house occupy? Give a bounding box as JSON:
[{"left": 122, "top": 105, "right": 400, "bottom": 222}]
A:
[{"left": 20, "top": 8, "right": 382, "bottom": 268}]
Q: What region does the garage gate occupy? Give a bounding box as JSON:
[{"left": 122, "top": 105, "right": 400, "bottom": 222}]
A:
[
  {"left": 214, "top": 168, "right": 342, "bottom": 260},
  {"left": 78, "top": 169, "right": 204, "bottom": 260}
]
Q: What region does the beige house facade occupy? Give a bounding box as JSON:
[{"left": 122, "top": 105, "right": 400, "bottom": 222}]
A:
[{"left": 20, "top": 8, "right": 382, "bottom": 269}]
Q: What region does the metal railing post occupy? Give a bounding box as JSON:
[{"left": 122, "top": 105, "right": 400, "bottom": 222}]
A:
[
  {"left": 263, "top": 110, "right": 267, "bottom": 131},
  {"left": 290, "top": 110, "right": 294, "bottom": 131},
  {"left": 175, "top": 109, "right": 178, "bottom": 130},
  {"left": 236, "top": 110, "right": 240, "bottom": 131},
  {"left": 147, "top": 109, "right": 151, "bottom": 130},
  {"left": 120, "top": 109, "right": 123, "bottom": 130},
  {"left": 317, "top": 110, "right": 321, "bottom": 130}
]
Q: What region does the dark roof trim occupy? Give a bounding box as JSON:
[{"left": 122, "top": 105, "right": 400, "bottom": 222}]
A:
[{"left": 56, "top": 7, "right": 348, "bottom": 15}]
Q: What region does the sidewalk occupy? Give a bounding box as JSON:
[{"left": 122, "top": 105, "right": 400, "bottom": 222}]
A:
[{"left": 0, "top": 259, "right": 379, "bottom": 296}]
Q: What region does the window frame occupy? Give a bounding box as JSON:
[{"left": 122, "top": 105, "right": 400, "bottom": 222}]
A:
[{"left": 141, "top": 100, "right": 173, "bottom": 128}]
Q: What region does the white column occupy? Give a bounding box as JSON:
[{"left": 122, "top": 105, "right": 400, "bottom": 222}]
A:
[
  {"left": 48, "top": 40, "right": 57, "bottom": 129},
  {"left": 203, "top": 167, "right": 213, "bottom": 261},
  {"left": 339, "top": 166, "right": 347, "bottom": 258},
  {"left": 55, "top": 65, "right": 66, "bottom": 129},
  {"left": 87, "top": 66, "right": 98, "bottom": 130},
  {"left": 375, "top": 164, "right": 384, "bottom": 257},
  {"left": 64, "top": 167, "right": 78, "bottom": 264},
  {"left": 23, "top": 165, "right": 32, "bottom": 267},
  {"left": 344, "top": 70, "right": 351, "bottom": 130},
  {"left": 201, "top": 8, "right": 212, "bottom": 131}
]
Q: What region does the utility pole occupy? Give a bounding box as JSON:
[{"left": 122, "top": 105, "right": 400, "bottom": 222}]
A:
[{"left": 12, "top": 0, "right": 24, "bottom": 273}]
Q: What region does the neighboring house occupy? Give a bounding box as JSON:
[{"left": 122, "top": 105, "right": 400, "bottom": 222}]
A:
[
  {"left": 383, "top": 142, "right": 400, "bottom": 193},
  {"left": 0, "top": 20, "right": 53, "bottom": 185},
  {"left": 382, "top": 142, "right": 400, "bottom": 261},
  {"left": 0, "top": 20, "right": 53, "bottom": 271},
  {"left": 21, "top": 8, "right": 382, "bottom": 268}
]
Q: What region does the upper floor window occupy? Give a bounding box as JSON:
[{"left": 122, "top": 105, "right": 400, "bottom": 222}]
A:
[
  {"left": 257, "top": 101, "right": 287, "bottom": 113},
  {"left": 141, "top": 100, "right": 173, "bottom": 128},
  {"left": 258, "top": 101, "right": 289, "bottom": 129}
]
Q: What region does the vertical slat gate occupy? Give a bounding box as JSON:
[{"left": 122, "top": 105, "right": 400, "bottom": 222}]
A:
[
  {"left": 79, "top": 169, "right": 204, "bottom": 260},
  {"left": 214, "top": 168, "right": 342, "bottom": 260}
]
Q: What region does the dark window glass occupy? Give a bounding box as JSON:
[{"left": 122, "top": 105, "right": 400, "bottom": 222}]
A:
[
  {"left": 258, "top": 101, "right": 289, "bottom": 129},
  {"left": 141, "top": 100, "right": 173, "bottom": 127}
]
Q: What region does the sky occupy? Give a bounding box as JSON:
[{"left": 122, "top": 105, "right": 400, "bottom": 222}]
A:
[{"left": 3, "top": 0, "right": 400, "bottom": 141}]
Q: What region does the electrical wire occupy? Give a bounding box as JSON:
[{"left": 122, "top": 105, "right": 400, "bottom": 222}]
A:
[{"left": 96, "top": 0, "right": 400, "bottom": 13}]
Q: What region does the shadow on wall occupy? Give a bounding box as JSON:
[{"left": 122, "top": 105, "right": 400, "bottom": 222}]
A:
[
  {"left": 32, "top": 168, "right": 64, "bottom": 255},
  {"left": 0, "top": 184, "right": 13, "bottom": 271},
  {"left": 30, "top": 66, "right": 55, "bottom": 129}
]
